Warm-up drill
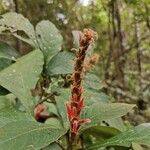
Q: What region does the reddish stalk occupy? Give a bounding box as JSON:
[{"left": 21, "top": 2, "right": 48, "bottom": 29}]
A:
[{"left": 66, "top": 29, "right": 96, "bottom": 149}]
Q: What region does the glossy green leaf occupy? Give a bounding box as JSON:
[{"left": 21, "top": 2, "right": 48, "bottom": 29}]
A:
[
  {"left": 36, "top": 20, "right": 63, "bottom": 63},
  {"left": 0, "top": 120, "right": 67, "bottom": 150},
  {"left": 47, "top": 51, "right": 74, "bottom": 75},
  {"left": 87, "top": 123, "right": 150, "bottom": 149},
  {"left": 0, "top": 50, "right": 44, "bottom": 111}
]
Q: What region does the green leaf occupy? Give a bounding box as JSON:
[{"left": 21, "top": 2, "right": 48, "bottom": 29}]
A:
[
  {"left": 43, "top": 102, "right": 59, "bottom": 116},
  {"left": 55, "top": 89, "right": 70, "bottom": 128},
  {"left": 45, "top": 118, "right": 63, "bottom": 128},
  {"left": 0, "top": 120, "right": 67, "bottom": 150},
  {"left": 0, "top": 12, "right": 36, "bottom": 46},
  {"left": 84, "top": 125, "right": 121, "bottom": 138},
  {"left": 47, "top": 51, "right": 74, "bottom": 75},
  {"left": 83, "top": 73, "right": 102, "bottom": 90},
  {"left": 82, "top": 125, "right": 121, "bottom": 147},
  {"left": 36, "top": 20, "right": 63, "bottom": 63},
  {"left": 87, "top": 123, "right": 150, "bottom": 149},
  {"left": 0, "top": 41, "right": 19, "bottom": 60},
  {"left": 0, "top": 41, "right": 20, "bottom": 71},
  {"left": 0, "top": 106, "right": 66, "bottom": 149},
  {"left": 84, "top": 88, "right": 109, "bottom": 105},
  {"left": 0, "top": 106, "right": 33, "bottom": 127},
  {"left": 82, "top": 103, "right": 135, "bottom": 128},
  {"left": 0, "top": 95, "right": 15, "bottom": 110},
  {"left": 104, "top": 118, "right": 126, "bottom": 132},
  {"left": 43, "top": 143, "right": 62, "bottom": 150},
  {"left": 0, "top": 58, "right": 11, "bottom": 73},
  {"left": 0, "top": 50, "right": 44, "bottom": 111}
]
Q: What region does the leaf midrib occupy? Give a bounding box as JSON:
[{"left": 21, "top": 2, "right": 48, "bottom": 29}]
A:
[{"left": 0, "top": 121, "right": 60, "bottom": 145}]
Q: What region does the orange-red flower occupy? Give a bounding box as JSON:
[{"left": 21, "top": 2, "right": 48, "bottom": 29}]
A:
[{"left": 66, "top": 29, "right": 96, "bottom": 136}]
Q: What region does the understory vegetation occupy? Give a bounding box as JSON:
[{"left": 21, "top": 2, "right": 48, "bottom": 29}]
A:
[{"left": 0, "top": 0, "right": 150, "bottom": 150}]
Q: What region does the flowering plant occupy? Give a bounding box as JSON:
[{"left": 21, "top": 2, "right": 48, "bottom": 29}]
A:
[
  {"left": 66, "top": 29, "right": 96, "bottom": 148},
  {"left": 0, "top": 12, "right": 149, "bottom": 150}
]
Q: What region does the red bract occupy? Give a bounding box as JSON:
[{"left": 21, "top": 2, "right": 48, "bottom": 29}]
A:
[{"left": 66, "top": 29, "right": 96, "bottom": 139}]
